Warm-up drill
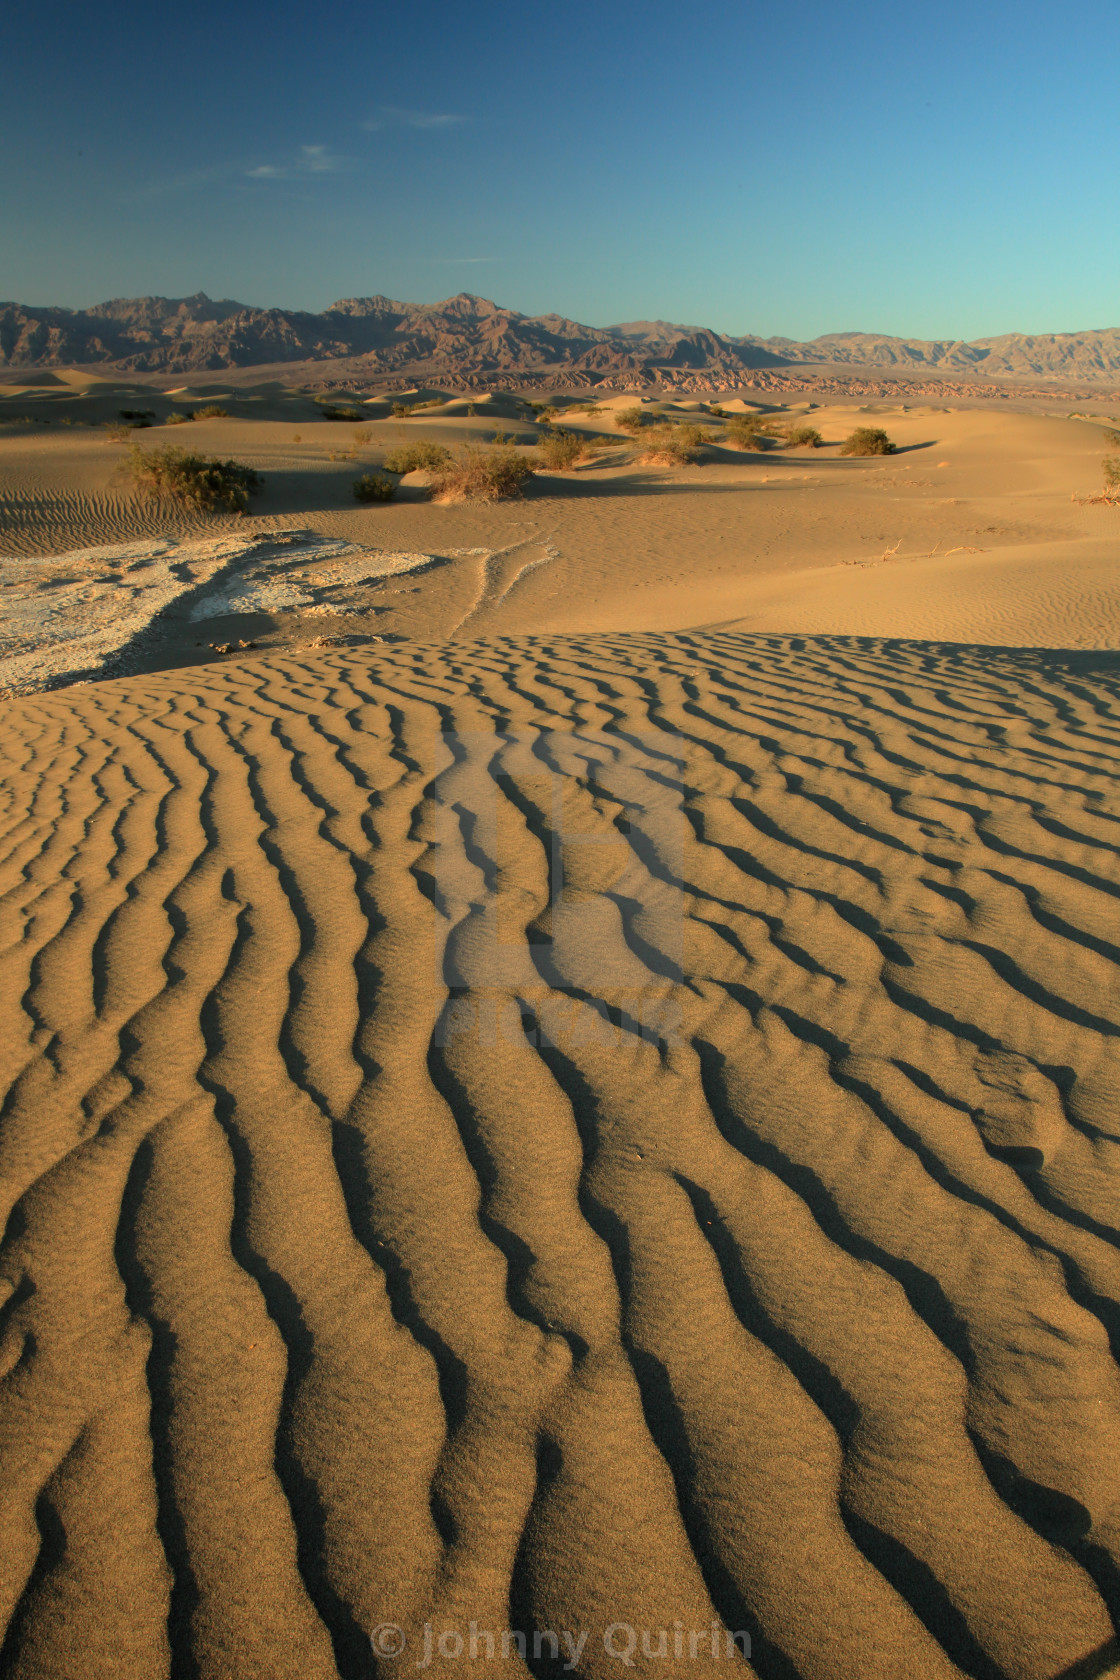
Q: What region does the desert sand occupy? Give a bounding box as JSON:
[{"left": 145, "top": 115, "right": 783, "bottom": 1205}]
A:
[{"left": 1, "top": 386, "right": 1119, "bottom": 1679}]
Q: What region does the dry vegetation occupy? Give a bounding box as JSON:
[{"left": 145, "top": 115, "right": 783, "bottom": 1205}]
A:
[
  {"left": 352, "top": 471, "right": 397, "bottom": 503},
  {"left": 429, "top": 441, "right": 535, "bottom": 502},
  {"left": 615, "top": 406, "right": 656, "bottom": 434},
  {"left": 786, "top": 424, "right": 823, "bottom": 447},
  {"left": 382, "top": 441, "right": 452, "bottom": 474},
  {"left": 535, "top": 428, "right": 593, "bottom": 471},
  {"left": 639, "top": 423, "right": 713, "bottom": 465},
  {"left": 724, "top": 414, "right": 777, "bottom": 450},
  {"left": 127, "top": 445, "right": 263, "bottom": 514},
  {"left": 841, "top": 426, "right": 897, "bottom": 456},
  {"left": 164, "top": 404, "right": 229, "bottom": 427}
]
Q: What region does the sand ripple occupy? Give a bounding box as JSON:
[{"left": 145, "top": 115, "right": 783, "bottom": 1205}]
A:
[{"left": 0, "top": 633, "right": 1118, "bottom": 1679}]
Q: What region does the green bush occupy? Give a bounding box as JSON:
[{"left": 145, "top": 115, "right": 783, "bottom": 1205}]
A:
[
  {"left": 165, "top": 412, "right": 192, "bottom": 425},
  {"left": 194, "top": 404, "right": 229, "bottom": 419},
  {"left": 840, "top": 427, "right": 896, "bottom": 456},
  {"left": 322, "top": 405, "right": 366, "bottom": 422},
  {"left": 786, "top": 425, "right": 823, "bottom": 448},
  {"left": 536, "top": 428, "right": 590, "bottom": 471},
  {"left": 429, "top": 443, "right": 535, "bottom": 502},
  {"left": 352, "top": 471, "right": 397, "bottom": 503},
  {"left": 382, "top": 441, "right": 452, "bottom": 474},
  {"left": 128, "top": 445, "right": 263, "bottom": 513},
  {"left": 391, "top": 402, "right": 419, "bottom": 418}
]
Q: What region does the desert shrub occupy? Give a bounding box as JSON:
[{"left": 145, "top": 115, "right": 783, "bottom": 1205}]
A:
[
  {"left": 640, "top": 423, "right": 712, "bottom": 465},
  {"left": 708, "top": 404, "right": 728, "bottom": 418},
  {"left": 352, "top": 427, "right": 373, "bottom": 444},
  {"left": 786, "top": 425, "right": 823, "bottom": 447},
  {"left": 382, "top": 441, "right": 452, "bottom": 474},
  {"left": 128, "top": 445, "right": 262, "bottom": 513},
  {"left": 391, "top": 402, "right": 419, "bottom": 418},
  {"left": 194, "top": 404, "right": 229, "bottom": 419},
  {"left": 536, "top": 428, "right": 590, "bottom": 471},
  {"left": 723, "top": 413, "right": 777, "bottom": 450},
  {"left": 322, "top": 405, "right": 365, "bottom": 422},
  {"left": 119, "top": 408, "right": 155, "bottom": 420},
  {"left": 615, "top": 406, "right": 654, "bottom": 434},
  {"left": 429, "top": 443, "right": 535, "bottom": 502},
  {"left": 841, "top": 427, "right": 896, "bottom": 456},
  {"left": 353, "top": 471, "right": 397, "bottom": 503},
  {"left": 165, "top": 412, "right": 192, "bottom": 425},
  {"left": 1103, "top": 456, "right": 1120, "bottom": 493}
]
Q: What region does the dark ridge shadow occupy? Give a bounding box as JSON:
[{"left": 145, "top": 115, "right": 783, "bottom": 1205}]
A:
[
  {"left": 528, "top": 1037, "right": 801, "bottom": 1680},
  {"left": 197, "top": 1078, "right": 375, "bottom": 1680},
  {"left": 329, "top": 1117, "right": 470, "bottom": 1443},
  {"left": 831, "top": 1059, "right": 1120, "bottom": 1355},
  {"left": 674, "top": 1177, "right": 1003, "bottom": 1680},
  {"left": 841, "top": 1508, "right": 1006, "bottom": 1680},
  {"left": 425, "top": 1024, "right": 590, "bottom": 1363},
  {"left": 966, "top": 1449, "right": 1120, "bottom": 1625},
  {"left": 113, "top": 1132, "right": 202, "bottom": 1680},
  {"left": 691, "top": 1036, "right": 976, "bottom": 1372},
  {"left": 0, "top": 1485, "right": 70, "bottom": 1674},
  {"left": 507, "top": 1432, "right": 589, "bottom": 1680},
  {"left": 1050, "top": 1636, "right": 1120, "bottom": 1680}
]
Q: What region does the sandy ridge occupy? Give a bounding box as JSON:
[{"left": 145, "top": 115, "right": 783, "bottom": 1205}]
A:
[{"left": 0, "top": 633, "right": 1119, "bottom": 1679}]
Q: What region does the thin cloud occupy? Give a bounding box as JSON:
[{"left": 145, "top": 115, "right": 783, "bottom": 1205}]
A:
[
  {"left": 245, "top": 145, "right": 352, "bottom": 181},
  {"left": 362, "top": 106, "right": 465, "bottom": 132}
]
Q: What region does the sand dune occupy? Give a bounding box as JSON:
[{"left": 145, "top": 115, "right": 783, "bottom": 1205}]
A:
[
  {"left": 1, "top": 631, "right": 1119, "bottom": 1678},
  {"left": 3, "top": 404, "right": 1120, "bottom": 682}
]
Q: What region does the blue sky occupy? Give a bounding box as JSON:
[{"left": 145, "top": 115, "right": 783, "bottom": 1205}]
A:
[{"left": 2, "top": 0, "right": 1117, "bottom": 340}]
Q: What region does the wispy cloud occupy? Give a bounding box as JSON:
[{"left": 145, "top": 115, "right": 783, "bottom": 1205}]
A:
[
  {"left": 245, "top": 145, "right": 352, "bottom": 181},
  {"left": 362, "top": 106, "right": 465, "bottom": 132}
]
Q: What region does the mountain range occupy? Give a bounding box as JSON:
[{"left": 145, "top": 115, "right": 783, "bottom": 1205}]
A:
[{"left": 3, "top": 291, "right": 1120, "bottom": 389}]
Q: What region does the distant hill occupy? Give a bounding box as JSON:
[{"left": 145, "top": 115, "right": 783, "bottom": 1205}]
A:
[{"left": 2, "top": 291, "right": 1120, "bottom": 387}]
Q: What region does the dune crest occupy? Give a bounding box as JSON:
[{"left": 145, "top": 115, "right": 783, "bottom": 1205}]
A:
[{"left": 1, "top": 632, "right": 1119, "bottom": 1678}]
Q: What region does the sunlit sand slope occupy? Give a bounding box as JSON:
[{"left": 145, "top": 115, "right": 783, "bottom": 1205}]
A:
[{"left": 1, "top": 634, "right": 1119, "bottom": 1680}]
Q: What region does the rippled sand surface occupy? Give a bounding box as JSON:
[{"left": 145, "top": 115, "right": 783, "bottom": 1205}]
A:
[{"left": 2, "top": 632, "right": 1119, "bottom": 1679}]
